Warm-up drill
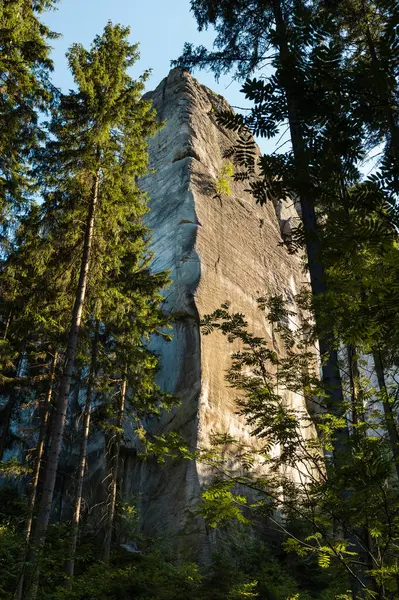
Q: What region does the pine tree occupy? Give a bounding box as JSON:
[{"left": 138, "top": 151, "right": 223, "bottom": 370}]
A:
[
  {"left": 16, "top": 23, "right": 164, "bottom": 598},
  {"left": 0, "top": 203, "right": 72, "bottom": 466},
  {"left": 66, "top": 256, "right": 171, "bottom": 574},
  {"left": 0, "top": 0, "right": 59, "bottom": 247},
  {"left": 98, "top": 268, "right": 172, "bottom": 563},
  {"left": 64, "top": 322, "right": 98, "bottom": 580}
]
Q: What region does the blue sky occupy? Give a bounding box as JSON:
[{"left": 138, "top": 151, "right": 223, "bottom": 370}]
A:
[
  {"left": 42, "top": 1, "right": 377, "bottom": 171},
  {"left": 43, "top": 0, "right": 276, "bottom": 154},
  {"left": 44, "top": 0, "right": 244, "bottom": 107}
]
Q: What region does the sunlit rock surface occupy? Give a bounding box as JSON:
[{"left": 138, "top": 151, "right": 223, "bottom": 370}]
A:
[{"left": 121, "top": 68, "right": 311, "bottom": 556}]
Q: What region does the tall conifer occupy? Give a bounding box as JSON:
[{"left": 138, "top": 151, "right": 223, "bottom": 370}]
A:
[
  {"left": 18, "top": 23, "right": 165, "bottom": 598},
  {"left": 0, "top": 0, "right": 59, "bottom": 245}
]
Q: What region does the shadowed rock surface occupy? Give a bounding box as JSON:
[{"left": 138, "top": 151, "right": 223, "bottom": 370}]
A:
[
  {"left": 121, "top": 68, "right": 312, "bottom": 557},
  {"left": 0, "top": 68, "right": 313, "bottom": 559}
]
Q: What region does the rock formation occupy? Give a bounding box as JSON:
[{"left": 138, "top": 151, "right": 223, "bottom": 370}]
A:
[
  {"left": 121, "top": 68, "right": 312, "bottom": 556},
  {"left": 0, "top": 68, "right": 313, "bottom": 559}
]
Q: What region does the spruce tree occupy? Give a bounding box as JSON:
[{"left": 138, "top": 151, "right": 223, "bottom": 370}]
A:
[
  {"left": 15, "top": 23, "right": 165, "bottom": 598},
  {"left": 98, "top": 264, "right": 171, "bottom": 564},
  {"left": 66, "top": 251, "right": 171, "bottom": 575},
  {"left": 0, "top": 0, "right": 59, "bottom": 246}
]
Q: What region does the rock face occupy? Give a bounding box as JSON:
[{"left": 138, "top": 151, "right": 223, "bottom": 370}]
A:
[{"left": 121, "top": 68, "right": 310, "bottom": 556}]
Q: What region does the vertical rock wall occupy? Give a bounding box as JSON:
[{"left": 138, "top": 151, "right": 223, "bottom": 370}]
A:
[{"left": 122, "top": 68, "right": 311, "bottom": 556}]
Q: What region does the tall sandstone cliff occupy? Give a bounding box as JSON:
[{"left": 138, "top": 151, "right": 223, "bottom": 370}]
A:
[{"left": 121, "top": 68, "right": 312, "bottom": 556}]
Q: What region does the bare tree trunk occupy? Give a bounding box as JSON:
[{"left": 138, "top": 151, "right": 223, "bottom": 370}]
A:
[
  {"left": 347, "top": 345, "right": 365, "bottom": 429},
  {"left": 102, "top": 374, "right": 127, "bottom": 564},
  {"left": 14, "top": 352, "right": 58, "bottom": 600},
  {"left": 373, "top": 350, "right": 399, "bottom": 481},
  {"left": 3, "top": 310, "right": 12, "bottom": 340},
  {"left": 27, "top": 353, "right": 58, "bottom": 539},
  {"left": 27, "top": 168, "right": 100, "bottom": 600},
  {"left": 65, "top": 323, "right": 99, "bottom": 580},
  {"left": 362, "top": 13, "right": 399, "bottom": 475}
]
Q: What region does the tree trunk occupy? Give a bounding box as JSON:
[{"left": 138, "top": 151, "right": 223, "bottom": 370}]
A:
[
  {"left": 27, "top": 167, "right": 100, "bottom": 600},
  {"left": 15, "top": 352, "right": 58, "bottom": 600},
  {"left": 272, "top": 0, "right": 348, "bottom": 449},
  {"left": 27, "top": 352, "right": 58, "bottom": 540},
  {"left": 3, "top": 310, "right": 12, "bottom": 340},
  {"left": 271, "top": 2, "right": 360, "bottom": 595},
  {"left": 65, "top": 323, "right": 99, "bottom": 580},
  {"left": 373, "top": 350, "right": 399, "bottom": 481},
  {"left": 102, "top": 374, "right": 127, "bottom": 564},
  {"left": 347, "top": 344, "right": 365, "bottom": 429}
]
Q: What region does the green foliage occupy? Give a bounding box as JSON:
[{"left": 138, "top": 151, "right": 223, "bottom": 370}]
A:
[
  {"left": 118, "top": 501, "right": 141, "bottom": 541},
  {"left": 52, "top": 553, "right": 202, "bottom": 600},
  {"left": 137, "top": 429, "right": 194, "bottom": 463},
  {"left": 199, "top": 480, "right": 250, "bottom": 528},
  {"left": 202, "top": 530, "right": 346, "bottom": 600},
  {"left": 215, "top": 110, "right": 246, "bottom": 133},
  {"left": 215, "top": 160, "right": 235, "bottom": 197},
  {"left": 0, "top": 524, "right": 22, "bottom": 597},
  {"left": 0, "top": 486, "right": 27, "bottom": 597},
  {"left": 227, "top": 580, "right": 259, "bottom": 599},
  {"left": 0, "top": 19, "right": 172, "bottom": 447},
  {"left": 0, "top": 487, "right": 346, "bottom": 600},
  {"left": 199, "top": 298, "right": 399, "bottom": 596},
  {"left": 0, "top": 0, "right": 60, "bottom": 244},
  {"left": 0, "top": 21, "right": 176, "bottom": 596},
  {"left": 224, "top": 134, "right": 257, "bottom": 175},
  {"left": 0, "top": 458, "right": 31, "bottom": 477}
]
